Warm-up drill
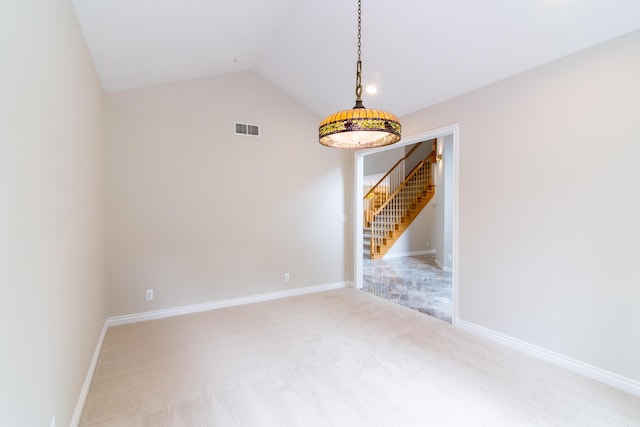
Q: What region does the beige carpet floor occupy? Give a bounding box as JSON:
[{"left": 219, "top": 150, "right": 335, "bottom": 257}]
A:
[{"left": 80, "top": 288, "right": 640, "bottom": 426}]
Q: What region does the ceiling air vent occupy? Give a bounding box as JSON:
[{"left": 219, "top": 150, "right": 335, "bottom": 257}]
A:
[{"left": 234, "top": 122, "right": 260, "bottom": 137}]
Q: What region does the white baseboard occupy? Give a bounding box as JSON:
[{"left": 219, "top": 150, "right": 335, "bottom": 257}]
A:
[
  {"left": 70, "top": 320, "right": 108, "bottom": 427},
  {"left": 456, "top": 319, "right": 640, "bottom": 397},
  {"left": 434, "top": 258, "right": 452, "bottom": 272},
  {"left": 383, "top": 249, "right": 435, "bottom": 259},
  {"left": 107, "top": 281, "right": 350, "bottom": 326}
]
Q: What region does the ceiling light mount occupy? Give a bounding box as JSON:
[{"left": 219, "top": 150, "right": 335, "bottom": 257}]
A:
[{"left": 319, "top": 0, "right": 401, "bottom": 149}]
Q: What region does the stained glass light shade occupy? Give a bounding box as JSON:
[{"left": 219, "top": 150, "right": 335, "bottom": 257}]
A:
[{"left": 319, "top": 107, "right": 401, "bottom": 149}]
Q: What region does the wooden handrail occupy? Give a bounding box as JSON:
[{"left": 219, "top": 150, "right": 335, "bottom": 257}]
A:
[
  {"left": 363, "top": 141, "right": 424, "bottom": 200},
  {"left": 370, "top": 150, "right": 435, "bottom": 218}
]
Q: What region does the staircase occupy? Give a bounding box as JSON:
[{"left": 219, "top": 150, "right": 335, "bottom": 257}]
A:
[{"left": 364, "top": 140, "right": 437, "bottom": 259}]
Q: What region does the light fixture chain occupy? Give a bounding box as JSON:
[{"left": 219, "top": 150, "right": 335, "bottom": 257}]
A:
[
  {"left": 355, "top": 0, "right": 363, "bottom": 103},
  {"left": 357, "top": 0, "right": 361, "bottom": 61}
]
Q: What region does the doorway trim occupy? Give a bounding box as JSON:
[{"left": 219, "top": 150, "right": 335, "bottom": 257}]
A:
[{"left": 353, "top": 123, "right": 460, "bottom": 325}]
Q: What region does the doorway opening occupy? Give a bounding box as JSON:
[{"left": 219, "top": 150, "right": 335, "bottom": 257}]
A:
[{"left": 353, "top": 125, "right": 459, "bottom": 324}]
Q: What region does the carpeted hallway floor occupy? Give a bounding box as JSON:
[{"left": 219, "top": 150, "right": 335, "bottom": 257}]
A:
[{"left": 80, "top": 288, "right": 640, "bottom": 426}]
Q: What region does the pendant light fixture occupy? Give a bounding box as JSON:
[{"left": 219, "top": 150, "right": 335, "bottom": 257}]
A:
[{"left": 319, "top": 0, "right": 401, "bottom": 149}]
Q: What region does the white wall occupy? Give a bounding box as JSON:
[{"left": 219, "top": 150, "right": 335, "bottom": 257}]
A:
[
  {"left": 364, "top": 146, "right": 403, "bottom": 176},
  {"left": 0, "top": 1, "right": 106, "bottom": 425},
  {"left": 105, "top": 71, "right": 351, "bottom": 316},
  {"left": 402, "top": 30, "right": 640, "bottom": 382},
  {"left": 404, "top": 140, "right": 433, "bottom": 176}
]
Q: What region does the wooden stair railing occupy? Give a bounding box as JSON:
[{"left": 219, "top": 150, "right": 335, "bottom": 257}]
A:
[
  {"left": 366, "top": 143, "right": 437, "bottom": 259},
  {"left": 363, "top": 141, "right": 425, "bottom": 227}
]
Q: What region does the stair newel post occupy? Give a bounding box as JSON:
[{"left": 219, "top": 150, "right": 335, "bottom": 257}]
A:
[{"left": 364, "top": 193, "right": 368, "bottom": 226}]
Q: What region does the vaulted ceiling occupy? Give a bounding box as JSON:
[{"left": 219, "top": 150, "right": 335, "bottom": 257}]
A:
[{"left": 72, "top": 0, "right": 640, "bottom": 117}]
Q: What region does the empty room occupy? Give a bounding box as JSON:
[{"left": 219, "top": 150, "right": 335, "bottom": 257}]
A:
[{"left": 2, "top": 0, "right": 640, "bottom": 426}]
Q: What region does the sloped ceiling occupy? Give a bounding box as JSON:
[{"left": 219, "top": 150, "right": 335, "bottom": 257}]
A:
[{"left": 72, "top": 0, "right": 640, "bottom": 117}]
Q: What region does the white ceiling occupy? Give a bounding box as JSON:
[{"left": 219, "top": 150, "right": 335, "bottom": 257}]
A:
[{"left": 72, "top": 0, "right": 640, "bottom": 117}]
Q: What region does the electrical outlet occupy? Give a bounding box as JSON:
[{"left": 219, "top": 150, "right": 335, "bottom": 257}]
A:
[
  {"left": 146, "top": 289, "right": 154, "bottom": 301},
  {"left": 447, "top": 254, "right": 452, "bottom": 263},
  {"left": 284, "top": 273, "right": 290, "bottom": 282},
  {"left": 50, "top": 416, "right": 56, "bottom": 427},
  {"left": 426, "top": 241, "right": 430, "bottom": 248}
]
